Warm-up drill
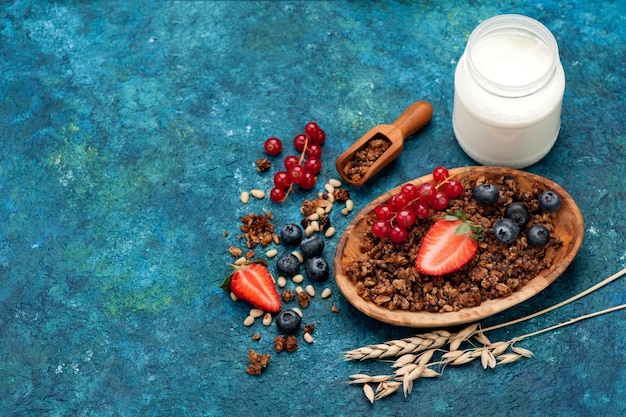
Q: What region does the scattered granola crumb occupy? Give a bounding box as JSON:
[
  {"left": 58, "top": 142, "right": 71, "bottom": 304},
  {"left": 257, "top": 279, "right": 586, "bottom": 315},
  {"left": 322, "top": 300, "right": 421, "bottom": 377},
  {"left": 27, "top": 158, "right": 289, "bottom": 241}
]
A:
[
  {"left": 331, "top": 305, "right": 340, "bottom": 313},
  {"left": 228, "top": 246, "right": 243, "bottom": 258},
  {"left": 298, "top": 291, "right": 310, "bottom": 308},
  {"left": 281, "top": 289, "right": 296, "bottom": 302},
  {"left": 246, "top": 349, "right": 270, "bottom": 375},
  {"left": 251, "top": 333, "right": 261, "bottom": 341},
  {"left": 223, "top": 231, "right": 229, "bottom": 237},
  {"left": 285, "top": 335, "right": 298, "bottom": 352},
  {"left": 303, "top": 324, "right": 315, "bottom": 334},
  {"left": 274, "top": 335, "right": 286, "bottom": 352},
  {"left": 333, "top": 188, "right": 350, "bottom": 202},
  {"left": 256, "top": 158, "right": 271, "bottom": 172},
  {"left": 245, "top": 250, "right": 255, "bottom": 259}
]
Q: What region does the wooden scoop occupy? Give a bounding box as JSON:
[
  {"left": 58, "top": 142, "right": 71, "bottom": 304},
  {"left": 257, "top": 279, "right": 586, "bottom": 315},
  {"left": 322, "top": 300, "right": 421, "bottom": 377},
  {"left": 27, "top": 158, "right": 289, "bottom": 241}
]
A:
[{"left": 335, "top": 101, "right": 433, "bottom": 187}]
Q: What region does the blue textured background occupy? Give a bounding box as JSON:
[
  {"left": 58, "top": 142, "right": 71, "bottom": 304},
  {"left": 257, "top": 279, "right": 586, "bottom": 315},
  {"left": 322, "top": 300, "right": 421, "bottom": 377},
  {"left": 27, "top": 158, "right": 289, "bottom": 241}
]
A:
[{"left": 1, "top": 1, "right": 624, "bottom": 416}]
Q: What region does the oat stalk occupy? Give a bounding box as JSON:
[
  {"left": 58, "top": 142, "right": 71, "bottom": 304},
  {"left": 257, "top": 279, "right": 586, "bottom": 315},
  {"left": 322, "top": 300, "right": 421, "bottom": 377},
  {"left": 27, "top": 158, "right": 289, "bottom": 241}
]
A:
[{"left": 343, "top": 266, "right": 626, "bottom": 403}]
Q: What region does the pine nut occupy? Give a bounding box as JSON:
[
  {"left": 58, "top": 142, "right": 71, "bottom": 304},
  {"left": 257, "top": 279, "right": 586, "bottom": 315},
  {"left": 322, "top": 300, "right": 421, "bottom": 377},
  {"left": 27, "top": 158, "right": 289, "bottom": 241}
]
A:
[
  {"left": 328, "top": 178, "right": 342, "bottom": 188},
  {"left": 250, "top": 308, "right": 264, "bottom": 318},
  {"left": 341, "top": 207, "right": 349, "bottom": 216},
  {"left": 265, "top": 249, "right": 278, "bottom": 258},
  {"left": 305, "top": 225, "right": 315, "bottom": 237},
  {"left": 291, "top": 307, "right": 303, "bottom": 317},
  {"left": 230, "top": 292, "right": 238, "bottom": 302},
  {"left": 307, "top": 212, "right": 319, "bottom": 221},
  {"left": 292, "top": 274, "right": 304, "bottom": 284},
  {"left": 321, "top": 288, "right": 332, "bottom": 299},
  {"left": 250, "top": 189, "right": 265, "bottom": 199},
  {"left": 316, "top": 207, "right": 326, "bottom": 217},
  {"left": 234, "top": 256, "right": 247, "bottom": 265},
  {"left": 305, "top": 284, "right": 315, "bottom": 297},
  {"left": 327, "top": 193, "right": 335, "bottom": 203},
  {"left": 325, "top": 227, "right": 336, "bottom": 238},
  {"left": 273, "top": 234, "right": 280, "bottom": 245},
  {"left": 346, "top": 199, "right": 354, "bottom": 212},
  {"left": 292, "top": 251, "right": 304, "bottom": 263},
  {"left": 304, "top": 332, "right": 314, "bottom": 344},
  {"left": 277, "top": 276, "right": 287, "bottom": 288},
  {"left": 295, "top": 285, "right": 303, "bottom": 294},
  {"left": 243, "top": 316, "right": 255, "bottom": 326},
  {"left": 324, "top": 183, "right": 335, "bottom": 194},
  {"left": 311, "top": 220, "right": 320, "bottom": 232},
  {"left": 324, "top": 203, "right": 333, "bottom": 213},
  {"left": 240, "top": 191, "right": 250, "bottom": 204},
  {"left": 262, "top": 313, "right": 272, "bottom": 326}
]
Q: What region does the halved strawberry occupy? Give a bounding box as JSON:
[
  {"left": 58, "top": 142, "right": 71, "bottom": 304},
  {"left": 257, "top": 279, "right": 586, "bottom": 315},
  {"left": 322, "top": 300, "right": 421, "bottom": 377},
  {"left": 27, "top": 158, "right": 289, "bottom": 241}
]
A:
[
  {"left": 415, "top": 214, "right": 483, "bottom": 276},
  {"left": 221, "top": 261, "right": 282, "bottom": 313}
]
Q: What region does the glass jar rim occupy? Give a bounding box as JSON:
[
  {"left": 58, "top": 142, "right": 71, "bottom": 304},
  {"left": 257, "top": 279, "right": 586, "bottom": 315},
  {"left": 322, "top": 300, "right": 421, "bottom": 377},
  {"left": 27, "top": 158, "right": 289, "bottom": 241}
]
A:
[{"left": 465, "top": 14, "right": 559, "bottom": 98}]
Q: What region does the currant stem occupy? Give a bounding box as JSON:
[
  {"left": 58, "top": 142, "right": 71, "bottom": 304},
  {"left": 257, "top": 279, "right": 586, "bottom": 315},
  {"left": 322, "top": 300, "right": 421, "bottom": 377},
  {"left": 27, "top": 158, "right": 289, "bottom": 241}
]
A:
[{"left": 280, "top": 134, "right": 312, "bottom": 203}]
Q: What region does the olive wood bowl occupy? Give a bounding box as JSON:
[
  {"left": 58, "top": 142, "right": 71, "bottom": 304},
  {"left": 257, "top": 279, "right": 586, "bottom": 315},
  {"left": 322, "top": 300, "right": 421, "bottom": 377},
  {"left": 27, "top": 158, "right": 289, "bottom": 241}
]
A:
[{"left": 334, "top": 166, "right": 584, "bottom": 328}]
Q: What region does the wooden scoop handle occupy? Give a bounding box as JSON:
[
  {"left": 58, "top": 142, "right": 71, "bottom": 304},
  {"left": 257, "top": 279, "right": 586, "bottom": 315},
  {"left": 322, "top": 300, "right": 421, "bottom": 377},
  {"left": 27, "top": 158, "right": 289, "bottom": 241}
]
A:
[{"left": 391, "top": 100, "right": 433, "bottom": 140}]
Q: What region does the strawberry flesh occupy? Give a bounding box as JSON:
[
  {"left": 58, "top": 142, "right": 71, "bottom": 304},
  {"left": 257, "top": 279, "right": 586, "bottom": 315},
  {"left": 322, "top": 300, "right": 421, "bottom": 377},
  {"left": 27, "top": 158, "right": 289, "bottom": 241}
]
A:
[
  {"left": 225, "top": 263, "right": 282, "bottom": 313},
  {"left": 415, "top": 219, "right": 478, "bottom": 276}
]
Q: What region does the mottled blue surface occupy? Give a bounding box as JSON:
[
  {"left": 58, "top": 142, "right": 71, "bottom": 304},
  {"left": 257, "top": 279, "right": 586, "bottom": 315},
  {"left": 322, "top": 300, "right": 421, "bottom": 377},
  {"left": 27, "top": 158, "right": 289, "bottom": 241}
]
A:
[{"left": 1, "top": 1, "right": 625, "bottom": 416}]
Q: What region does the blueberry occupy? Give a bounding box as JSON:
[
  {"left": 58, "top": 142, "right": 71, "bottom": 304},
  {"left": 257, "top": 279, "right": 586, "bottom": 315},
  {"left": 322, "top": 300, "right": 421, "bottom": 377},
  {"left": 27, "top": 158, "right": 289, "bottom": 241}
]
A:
[
  {"left": 280, "top": 223, "right": 303, "bottom": 247},
  {"left": 275, "top": 309, "right": 301, "bottom": 335},
  {"left": 299, "top": 235, "right": 324, "bottom": 259},
  {"left": 504, "top": 202, "right": 531, "bottom": 227},
  {"left": 526, "top": 224, "right": 550, "bottom": 248},
  {"left": 472, "top": 184, "right": 500, "bottom": 205},
  {"left": 304, "top": 256, "right": 330, "bottom": 282},
  {"left": 538, "top": 190, "right": 562, "bottom": 213},
  {"left": 493, "top": 218, "right": 520, "bottom": 244},
  {"left": 276, "top": 252, "right": 300, "bottom": 277}
]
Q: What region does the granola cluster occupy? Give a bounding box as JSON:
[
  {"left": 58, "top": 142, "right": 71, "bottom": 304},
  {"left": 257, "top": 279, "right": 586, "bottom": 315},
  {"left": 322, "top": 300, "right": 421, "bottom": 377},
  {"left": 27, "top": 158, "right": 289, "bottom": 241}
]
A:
[
  {"left": 246, "top": 349, "right": 271, "bottom": 375},
  {"left": 239, "top": 212, "right": 275, "bottom": 248},
  {"left": 344, "top": 175, "right": 562, "bottom": 313}
]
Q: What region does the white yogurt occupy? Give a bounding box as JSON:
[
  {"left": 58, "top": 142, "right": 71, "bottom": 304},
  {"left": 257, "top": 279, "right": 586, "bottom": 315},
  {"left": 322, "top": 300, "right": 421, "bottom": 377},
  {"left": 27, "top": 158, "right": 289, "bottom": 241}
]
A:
[{"left": 453, "top": 15, "right": 565, "bottom": 168}]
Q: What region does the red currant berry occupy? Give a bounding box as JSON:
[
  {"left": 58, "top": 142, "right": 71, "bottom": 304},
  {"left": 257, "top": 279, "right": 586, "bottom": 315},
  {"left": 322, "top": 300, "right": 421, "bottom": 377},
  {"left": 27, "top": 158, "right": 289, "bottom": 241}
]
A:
[
  {"left": 304, "top": 121, "right": 320, "bottom": 138},
  {"left": 371, "top": 220, "right": 391, "bottom": 238},
  {"left": 443, "top": 179, "right": 463, "bottom": 198},
  {"left": 289, "top": 165, "right": 306, "bottom": 184},
  {"left": 410, "top": 200, "right": 430, "bottom": 219},
  {"left": 433, "top": 166, "right": 449, "bottom": 183},
  {"left": 429, "top": 191, "right": 449, "bottom": 210},
  {"left": 389, "top": 225, "right": 408, "bottom": 243},
  {"left": 389, "top": 192, "right": 409, "bottom": 211},
  {"left": 418, "top": 182, "right": 436, "bottom": 201},
  {"left": 304, "top": 157, "right": 322, "bottom": 175},
  {"left": 299, "top": 171, "right": 317, "bottom": 190},
  {"left": 264, "top": 137, "right": 283, "bottom": 156},
  {"left": 311, "top": 129, "right": 326, "bottom": 145},
  {"left": 273, "top": 171, "right": 292, "bottom": 189},
  {"left": 374, "top": 204, "right": 394, "bottom": 221},
  {"left": 270, "top": 187, "right": 286, "bottom": 203},
  {"left": 306, "top": 144, "right": 322, "bottom": 159},
  {"left": 396, "top": 209, "right": 416, "bottom": 228},
  {"left": 284, "top": 155, "right": 300, "bottom": 170},
  {"left": 293, "top": 134, "right": 308, "bottom": 151},
  {"left": 401, "top": 183, "right": 419, "bottom": 201}
]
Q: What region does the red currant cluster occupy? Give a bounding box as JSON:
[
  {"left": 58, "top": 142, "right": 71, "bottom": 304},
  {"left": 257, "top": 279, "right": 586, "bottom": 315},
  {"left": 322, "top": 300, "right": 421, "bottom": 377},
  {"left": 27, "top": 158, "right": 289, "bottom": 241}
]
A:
[
  {"left": 263, "top": 121, "right": 326, "bottom": 203},
  {"left": 371, "top": 166, "right": 463, "bottom": 242}
]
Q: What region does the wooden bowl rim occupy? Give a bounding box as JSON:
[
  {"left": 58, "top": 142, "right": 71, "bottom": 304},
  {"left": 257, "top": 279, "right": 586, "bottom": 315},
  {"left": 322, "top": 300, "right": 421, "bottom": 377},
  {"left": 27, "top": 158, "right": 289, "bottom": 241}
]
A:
[{"left": 334, "top": 166, "right": 585, "bottom": 328}]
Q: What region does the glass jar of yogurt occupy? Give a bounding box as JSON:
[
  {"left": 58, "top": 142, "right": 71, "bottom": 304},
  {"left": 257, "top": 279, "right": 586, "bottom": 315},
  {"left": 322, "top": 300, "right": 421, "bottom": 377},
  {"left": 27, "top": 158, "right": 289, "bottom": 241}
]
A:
[{"left": 453, "top": 14, "right": 565, "bottom": 168}]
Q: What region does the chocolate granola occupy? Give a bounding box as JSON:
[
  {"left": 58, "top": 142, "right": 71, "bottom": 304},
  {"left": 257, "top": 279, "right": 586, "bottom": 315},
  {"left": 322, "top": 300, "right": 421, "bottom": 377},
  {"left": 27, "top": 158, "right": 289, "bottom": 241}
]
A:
[
  {"left": 342, "top": 136, "right": 391, "bottom": 183},
  {"left": 344, "top": 174, "right": 562, "bottom": 313}
]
